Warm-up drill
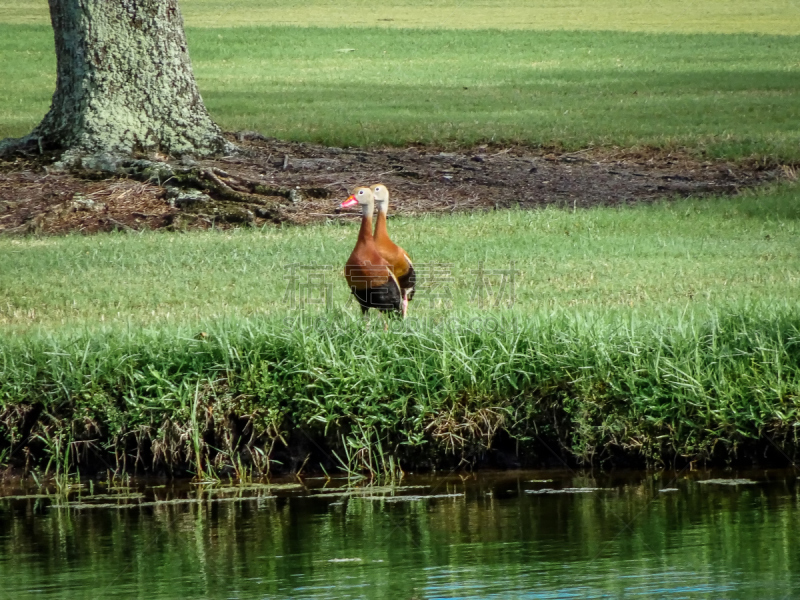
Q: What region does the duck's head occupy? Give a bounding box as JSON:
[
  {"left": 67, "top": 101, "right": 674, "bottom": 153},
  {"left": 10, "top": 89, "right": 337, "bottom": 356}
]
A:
[
  {"left": 339, "top": 186, "right": 374, "bottom": 215},
  {"left": 370, "top": 184, "right": 389, "bottom": 213}
]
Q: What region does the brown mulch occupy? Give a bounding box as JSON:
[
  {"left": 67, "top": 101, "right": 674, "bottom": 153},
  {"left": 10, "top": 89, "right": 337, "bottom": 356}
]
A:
[{"left": 0, "top": 135, "right": 784, "bottom": 235}]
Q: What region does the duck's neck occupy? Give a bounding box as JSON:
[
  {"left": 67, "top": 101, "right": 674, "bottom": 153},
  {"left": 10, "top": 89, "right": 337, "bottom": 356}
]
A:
[
  {"left": 374, "top": 203, "right": 389, "bottom": 241},
  {"left": 357, "top": 202, "right": 374, "bottom": 245}
]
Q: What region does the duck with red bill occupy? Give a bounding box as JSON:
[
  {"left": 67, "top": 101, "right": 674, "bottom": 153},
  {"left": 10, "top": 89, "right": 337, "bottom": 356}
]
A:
[{"left": 340, "top": 187, "right": 403, "bottom": 318}]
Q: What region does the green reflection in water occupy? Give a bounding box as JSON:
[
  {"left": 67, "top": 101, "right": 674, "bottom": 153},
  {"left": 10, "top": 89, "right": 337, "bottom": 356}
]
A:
[{"left": 0, "top": 472, "right": 798, "bottom": 599}]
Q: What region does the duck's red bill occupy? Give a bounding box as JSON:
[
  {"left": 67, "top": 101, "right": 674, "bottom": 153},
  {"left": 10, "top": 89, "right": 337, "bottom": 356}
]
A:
[{"left": 339, "top": 195, "right": 358, "bottom": 209}]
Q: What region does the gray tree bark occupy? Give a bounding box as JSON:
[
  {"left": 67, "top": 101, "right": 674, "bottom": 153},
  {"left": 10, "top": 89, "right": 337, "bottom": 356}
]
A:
[{"left": 1, "top": 0, "right": 232, "bottom": 160}]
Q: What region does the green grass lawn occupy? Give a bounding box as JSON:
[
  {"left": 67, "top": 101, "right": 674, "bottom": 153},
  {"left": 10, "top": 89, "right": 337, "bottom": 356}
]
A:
[
  {"left": 1, "top": 0, "right": 799, "bottom": 160},
  {"left": 1, "top": 187, "right": 798, "bottom": 332},
  {"left": 4, "top": 0, "right": 799, "bottom": 33}
]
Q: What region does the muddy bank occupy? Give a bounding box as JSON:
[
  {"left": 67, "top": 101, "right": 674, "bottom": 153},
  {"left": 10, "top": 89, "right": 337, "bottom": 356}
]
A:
[
  {"left": 0, "top": 135, "right": 784, "bottom": 234},
  {"left": 1, "top": 412, "right": 796, "bottom": 481}
]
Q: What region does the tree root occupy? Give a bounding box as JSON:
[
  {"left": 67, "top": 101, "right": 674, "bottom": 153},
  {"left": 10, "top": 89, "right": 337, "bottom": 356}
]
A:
[
  {"left": 54, "top": 152, "right": 304, "bottom": 225},
  {"left": 0, "top": 134, "right": 50, "bottom": 160},
  {"left": 118, "top": 160, "right": 296, "bottom": 223},
  {"left": 152, "top": 163, "right": 300, "bottom": 205},
  {"left": 0, "top": 140, "right": 325, "bottom": 228}
]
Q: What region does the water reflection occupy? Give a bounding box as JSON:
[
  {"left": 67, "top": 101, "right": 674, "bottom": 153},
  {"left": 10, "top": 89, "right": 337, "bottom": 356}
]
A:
[{"left": 0, "top": 471, "right": 798, "bottom": 599}]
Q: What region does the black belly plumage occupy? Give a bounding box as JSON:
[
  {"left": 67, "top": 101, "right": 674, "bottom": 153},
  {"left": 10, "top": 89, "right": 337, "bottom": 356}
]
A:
[{"left": 351, "top": 279, "right": 403, "bottom": 315}]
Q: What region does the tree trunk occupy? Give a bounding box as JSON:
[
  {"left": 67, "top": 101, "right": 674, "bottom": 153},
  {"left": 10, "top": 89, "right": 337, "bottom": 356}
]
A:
[{"left": 3, "top": 0, "right": 231, "bottom": 159}]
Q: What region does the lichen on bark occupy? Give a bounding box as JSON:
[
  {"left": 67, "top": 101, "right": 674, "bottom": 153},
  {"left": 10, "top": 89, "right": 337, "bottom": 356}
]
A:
[{"left": 1, "top": 0, "right": 233, "bottom": 160}]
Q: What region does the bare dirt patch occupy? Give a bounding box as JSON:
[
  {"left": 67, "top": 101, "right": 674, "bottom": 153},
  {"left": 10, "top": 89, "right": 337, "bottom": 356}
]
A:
[{"left": 0, "top": 135, "right": 783, "bottom": 235}]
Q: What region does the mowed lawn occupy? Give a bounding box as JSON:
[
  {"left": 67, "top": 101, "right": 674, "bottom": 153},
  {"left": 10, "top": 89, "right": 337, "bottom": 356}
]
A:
[
  {"left": 1, "top": 0, "right": 798, "bottom": 336},
  {"left": 1, "top": 188, "right": 798, "bottom": 334},
  {"left": 1, "top": 0, "right": 799, "bottom": 160},
  {"left": 4, "top": 0, "right": 800, "bottom": 33}
]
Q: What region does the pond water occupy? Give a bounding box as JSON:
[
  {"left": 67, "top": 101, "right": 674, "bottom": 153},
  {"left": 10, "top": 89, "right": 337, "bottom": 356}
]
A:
[{"left": 1, "top": 470, "right": 798, "bottom": 599}]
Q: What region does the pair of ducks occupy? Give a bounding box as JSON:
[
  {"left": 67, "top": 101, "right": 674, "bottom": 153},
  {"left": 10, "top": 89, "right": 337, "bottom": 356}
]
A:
[{"left": 339, "top": 184, "right": 416, "bottom": 317}]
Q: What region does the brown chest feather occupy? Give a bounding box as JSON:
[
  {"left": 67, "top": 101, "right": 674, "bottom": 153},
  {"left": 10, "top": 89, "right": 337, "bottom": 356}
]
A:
[{"left": 345, "top": 244, "right": 392, "bottom": 289}]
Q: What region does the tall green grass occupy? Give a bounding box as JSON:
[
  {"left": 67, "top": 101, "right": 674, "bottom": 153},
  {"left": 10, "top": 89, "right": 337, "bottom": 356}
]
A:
[
  {"left": 1, "top": 188, "right": 798, "bottom": 474},
  {"left": 1, "top": 306, "right": 798, "bottom": 475},
  {"left": 2, "top": 22, "right": 799, "bottom": 160}
]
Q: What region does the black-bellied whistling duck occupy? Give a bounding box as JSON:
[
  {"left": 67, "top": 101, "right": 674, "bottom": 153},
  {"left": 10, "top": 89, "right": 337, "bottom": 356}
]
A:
[
  {"left": 339, "top": 186, "right": 403, "bottom": 316},
  {"left": 370, "top": 184, "right": 416, "bottom": 317}
]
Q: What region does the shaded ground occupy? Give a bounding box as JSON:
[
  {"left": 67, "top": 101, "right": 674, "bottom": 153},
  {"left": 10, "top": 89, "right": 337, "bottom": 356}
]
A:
[{"left": 0, "top": 135, "right": 784, "bottom": 234}]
